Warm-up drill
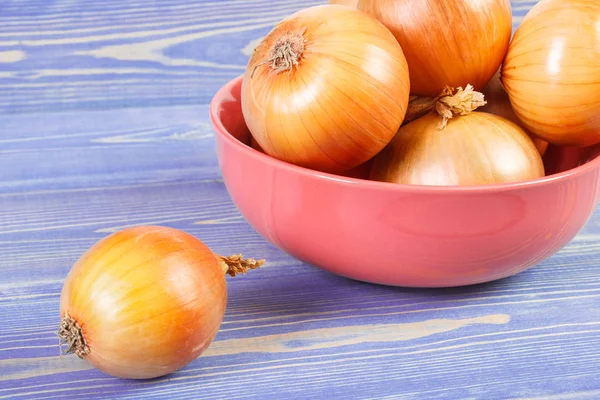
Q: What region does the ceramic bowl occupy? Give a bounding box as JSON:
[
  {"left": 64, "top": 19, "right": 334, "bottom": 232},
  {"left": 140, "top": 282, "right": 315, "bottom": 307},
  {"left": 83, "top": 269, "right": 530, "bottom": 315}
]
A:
[{"left": 209, "top": 76, "right": 600, "bottom": 288}]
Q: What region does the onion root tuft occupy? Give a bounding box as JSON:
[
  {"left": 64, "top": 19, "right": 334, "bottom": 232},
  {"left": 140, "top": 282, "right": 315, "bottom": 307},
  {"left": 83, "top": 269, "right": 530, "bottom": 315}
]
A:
[
  {"left": 58, "top": 315, "right": 89, "bottom": 359},
  {"left": 251, "top": 31, "right": 306, "bottom": 78}
]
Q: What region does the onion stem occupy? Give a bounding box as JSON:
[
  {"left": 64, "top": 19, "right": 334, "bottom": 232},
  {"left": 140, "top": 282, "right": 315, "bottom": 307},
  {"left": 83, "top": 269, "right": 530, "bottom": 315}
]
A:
[
  {"left": 404, "top": 84, "right": 487, "bottom": 129},
  {"left": 404, "top": 96, "right": 439, "bottom": 124},
  {"left": 218, "top": 254, "right": 265, "bottom": 277}
]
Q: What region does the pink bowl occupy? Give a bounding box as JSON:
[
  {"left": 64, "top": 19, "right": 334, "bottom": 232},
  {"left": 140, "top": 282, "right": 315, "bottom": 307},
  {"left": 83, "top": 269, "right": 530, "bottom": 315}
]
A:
[{"left": 210, "top": 76, "right": 600, "bottom": 288}]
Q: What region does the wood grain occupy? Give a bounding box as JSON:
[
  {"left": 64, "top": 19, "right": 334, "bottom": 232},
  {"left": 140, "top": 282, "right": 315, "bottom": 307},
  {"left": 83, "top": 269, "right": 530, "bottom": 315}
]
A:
[
  {"left": 2, "top": 0, "right": 600, "bottom": 399},
  {"left": 0, "top": 0, "right": 322, "bottom": 114}
]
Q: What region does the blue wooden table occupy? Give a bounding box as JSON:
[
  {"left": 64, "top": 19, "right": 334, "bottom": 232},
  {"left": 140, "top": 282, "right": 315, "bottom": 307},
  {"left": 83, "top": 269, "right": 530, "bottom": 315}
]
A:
[{"left": 1, "top": 1, "right": 599, "bottom": 399}]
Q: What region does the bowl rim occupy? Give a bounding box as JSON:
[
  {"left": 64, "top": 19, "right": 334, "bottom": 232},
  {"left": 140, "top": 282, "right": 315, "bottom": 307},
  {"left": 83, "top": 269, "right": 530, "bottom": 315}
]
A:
[{"left": 210, "top": 75, "right": 600, "bottom": 194}]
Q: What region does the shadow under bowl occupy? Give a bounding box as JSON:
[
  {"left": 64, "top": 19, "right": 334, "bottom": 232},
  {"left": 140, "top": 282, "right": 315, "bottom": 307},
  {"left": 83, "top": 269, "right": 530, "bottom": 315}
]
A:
[{"left": 210, "top": 75, "right": 600, "bottom": 288}]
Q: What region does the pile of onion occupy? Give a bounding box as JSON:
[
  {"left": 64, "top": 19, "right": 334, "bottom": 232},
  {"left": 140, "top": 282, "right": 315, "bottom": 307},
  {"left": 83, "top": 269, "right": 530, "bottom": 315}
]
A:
[
  {"left": 240, "top": 0, "right": 600, "bottom": 186},
  {"left": 58, "top": 226, "right": 264, "bottom": 379}
]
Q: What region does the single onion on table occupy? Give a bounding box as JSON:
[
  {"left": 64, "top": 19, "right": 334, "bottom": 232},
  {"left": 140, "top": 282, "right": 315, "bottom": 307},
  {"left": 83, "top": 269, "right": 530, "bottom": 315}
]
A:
[
  {"left": 58, "top": 226, "right": 264, "bottom": 380},
  {"left": 370, "top": 86, "right": 546, "bottom": 186},
  {"left": 502, "top": 0, "right": 600, "bottom": 147},
  {"left": 481, "top": 71, "right": 549, "bottom": 156},
  {"left": 241, "top": 5, "right": 411, "bottom": 174},
  {"left": 357, "top": 0, "right": 512, "bottom": 96}
]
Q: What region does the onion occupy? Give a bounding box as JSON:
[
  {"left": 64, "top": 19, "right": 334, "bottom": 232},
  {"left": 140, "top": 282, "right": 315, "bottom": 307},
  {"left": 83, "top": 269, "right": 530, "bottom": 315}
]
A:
[
  {"left": 241, "top": 5, "right": 411, "bottom": 173},
  {"left": 357, "top": 0, "right": 512, "bottom": 96},
  {"left": 481, "top": 71, "right": 549, "bottom": 156},
  {"left": 328, "top": 0, "right": 359, "bottom": 7},
  {"left": 370, "top": 86, "right": 546, "bottom": 186},
  {"left": 502, "top": 0, "right": 600, "bottom": 147},
  {"left": 58, "top": 226, "right": 264, "bottom": 379}
]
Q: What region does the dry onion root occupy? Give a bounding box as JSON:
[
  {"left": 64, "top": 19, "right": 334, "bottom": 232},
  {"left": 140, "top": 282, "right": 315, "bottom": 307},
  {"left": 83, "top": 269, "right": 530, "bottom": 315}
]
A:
[
  {"left": 57, "top": 226, "right": 264, "bottom": 380},
  {"left": 370, "top": 86, "right": 546, "bottom": 186},
  {"left": 241, "top": 5, "right": 411, "bottom": 174}
]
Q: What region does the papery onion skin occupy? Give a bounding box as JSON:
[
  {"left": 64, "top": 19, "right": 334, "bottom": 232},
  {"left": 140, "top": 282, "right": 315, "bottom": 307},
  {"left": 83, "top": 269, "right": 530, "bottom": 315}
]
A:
[
  {"left": 328, "top": 0, "right": 359, "bottom": 7},
  {"left": 357, "top": 0, "right": 512, "bottom": 96},
  {"left": 59, "top": 226, "right": 231, "bottom": 379},
  {"left": 482, "top": 71, "right": 549, "bottom": 156},
  {"left": 241, "top": 5, "right": 410, "bottom": 173},
  {"left": 369, "top": 112, "right": 545, "bottom": 186},
  {"left": 502, "top": 0, "right": 600, "bottom": 147}
]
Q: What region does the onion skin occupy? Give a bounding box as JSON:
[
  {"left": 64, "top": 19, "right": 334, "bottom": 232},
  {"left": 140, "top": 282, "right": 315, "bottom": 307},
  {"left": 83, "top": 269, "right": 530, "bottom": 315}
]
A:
[
  {"left": 369, "top": 112, "right": 545, "bottom": 186},
  {"left": 241, "top": 5, "right": 410, "bottom": 173},
  {"left": 357, "top": 0, "right": 512, "bottom": 96},
  {"left": 58, "top": 226, "right": 260, "bottom": 380},
  {"left": 328, "top": 0, "right": 359, "bottom": 7},
  {"left": 502, "top": 0, "right": 600, "bottom": 147},
  {"left": 482, "top": 71, "right": 549, "bottom": 156}
]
